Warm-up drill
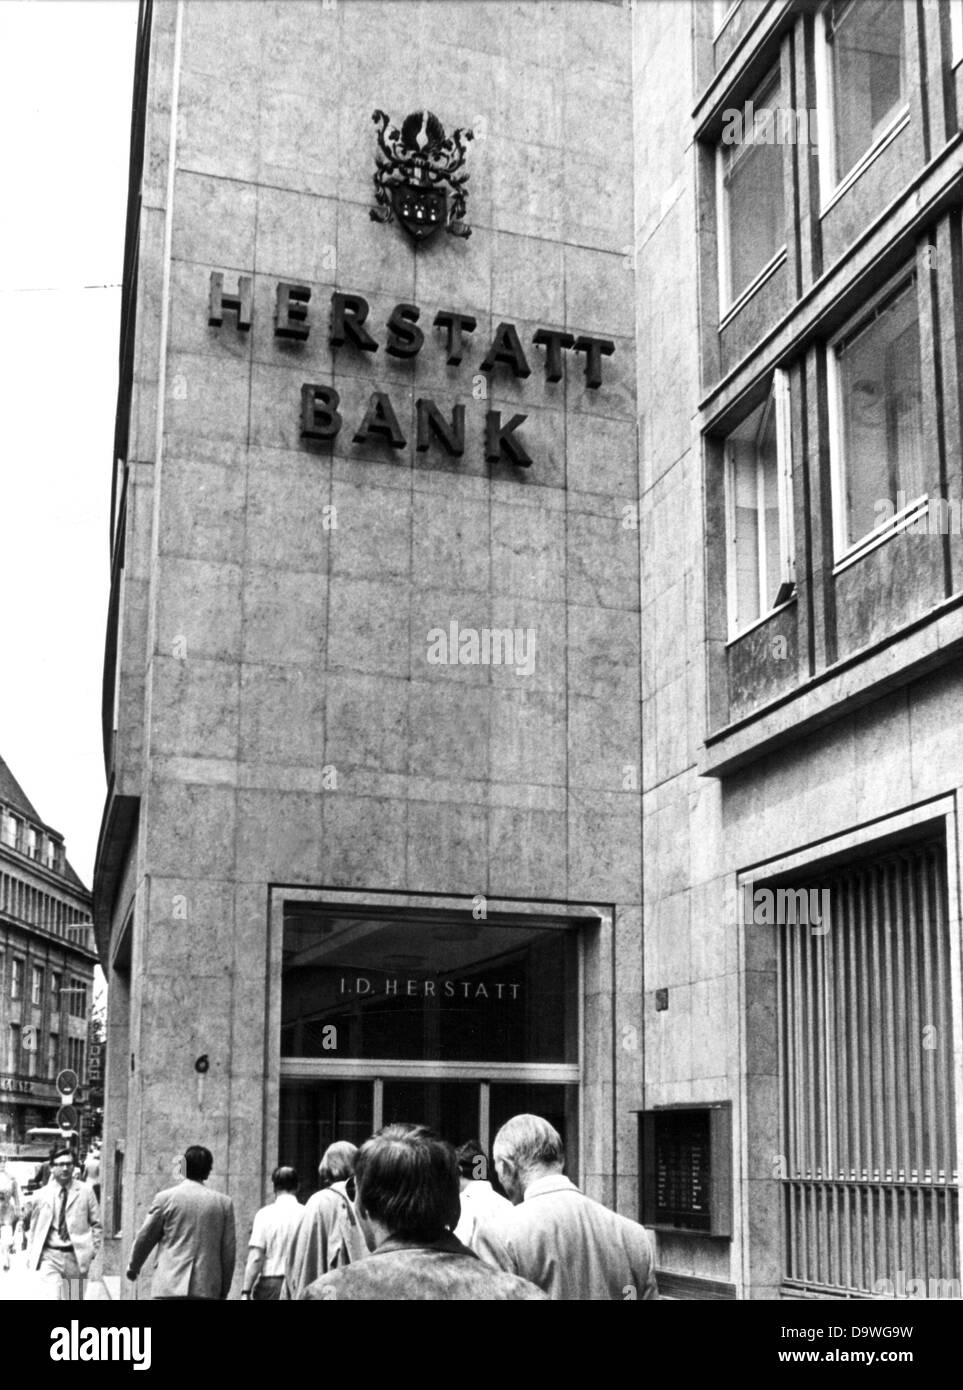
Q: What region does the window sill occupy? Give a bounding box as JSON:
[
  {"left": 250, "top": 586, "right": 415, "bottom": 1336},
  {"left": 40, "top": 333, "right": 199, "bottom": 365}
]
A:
[
  {"left": 701, "top": 590, "right": 963, "bottom": 778},
  {"left": 719, "top": 248, "right": 787, "bottom": 332},
  {"left": 725, "top": 594, "right": 796, "bottom": 646},
  {"left": 832, "top": 495, "right": 929, "bottom": 575},
  {"left": 820, "top": 106, "right": 910, "bottom": 217}
]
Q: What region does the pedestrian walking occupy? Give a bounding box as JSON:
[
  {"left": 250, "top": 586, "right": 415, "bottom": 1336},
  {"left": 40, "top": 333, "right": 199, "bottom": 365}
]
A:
[
  {"left": 301, "top": 1126, "right": 546, "bottom": 1300},
  {"left": 126, "top": 1144, "right": 236, "bottom": 1300},
  {"left": 241, "top": 1166, "right": 303, "bottom": 1301},
  {"left": 452, "top": 1139, "right": 512, "bottom": 1252},
  {"left": 82, "top": 1142, "right": 101, "bottom": 1204},
  {"left": 0, "top": 1155, "right": 22, "bottom": 1272},
  {"left": 283, "top": 1141, "right": 369, "bottom": 1298},
  {"left": 24, "top": 1145, "right": 102, "bottom": 1299},
  {"left": 475, "top": 1113, "right": 658, "bottom": 1300}
]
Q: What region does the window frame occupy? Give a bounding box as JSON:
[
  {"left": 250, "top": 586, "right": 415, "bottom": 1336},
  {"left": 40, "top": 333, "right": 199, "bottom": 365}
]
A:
[
  {"left": 713, "top": 0, "right": 742, "bottom": 39},
  {"left": 30, "top": 966, "right": 43, "bottom": 1007},
  {"left": 815, "top": 0, "right": 911, "bottom": 211},
  {"left": 10, "top": 957, "right": 23, "bottom": 999},
  {"left": 827, "top": 268, "right": 924, "bottom": 568},
  {"left": 716, "top": 63, "right": 789, "bottom": 319},
  {"left": 67, "top": 976, "right": 87, "bottom": 1019},
  {"left": 724, "top": 369, "right": 796, "bottom": 642}
]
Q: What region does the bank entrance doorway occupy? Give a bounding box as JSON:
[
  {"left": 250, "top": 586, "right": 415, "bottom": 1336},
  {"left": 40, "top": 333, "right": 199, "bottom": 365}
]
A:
[{"left": 278, "top": 902, "right": 581, "bottom": 1195}]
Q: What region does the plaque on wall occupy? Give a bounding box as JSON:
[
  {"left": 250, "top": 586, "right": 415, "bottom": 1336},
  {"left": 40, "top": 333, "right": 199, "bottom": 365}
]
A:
[{"left": 638, "top": 1102, "right": 732, "bottom": 1237}]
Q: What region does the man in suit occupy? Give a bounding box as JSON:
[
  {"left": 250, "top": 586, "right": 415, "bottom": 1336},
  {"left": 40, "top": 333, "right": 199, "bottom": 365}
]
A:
[
  {"left": 474, "top": 1113, "right": 659, "bottom": 1300},
  {"left": 300, "top": 1125, "right": 545, "bottom": 1301},
  {"left": 25, "top": 1144, "right": 102, "bottom": 1299},
  {"left": 126, "top": 1144, "right": 236, "bottom": 1300}
]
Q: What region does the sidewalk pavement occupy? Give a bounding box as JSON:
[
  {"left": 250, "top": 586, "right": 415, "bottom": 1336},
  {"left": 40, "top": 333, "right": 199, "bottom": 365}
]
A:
[{"left": 0, "top": 1251, "right": 121, "bottom": 1300}]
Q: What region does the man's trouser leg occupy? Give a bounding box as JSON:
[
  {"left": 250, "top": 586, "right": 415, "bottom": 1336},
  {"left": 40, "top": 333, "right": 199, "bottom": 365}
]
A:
[{"left": 38, "top": 1248, "right": 85, "bottom": 1300}]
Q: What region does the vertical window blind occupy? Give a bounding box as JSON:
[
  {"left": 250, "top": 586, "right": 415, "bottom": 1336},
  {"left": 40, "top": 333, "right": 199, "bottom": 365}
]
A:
[{"left": 778, "top": 841, "right": 959, "bottom": 1295}]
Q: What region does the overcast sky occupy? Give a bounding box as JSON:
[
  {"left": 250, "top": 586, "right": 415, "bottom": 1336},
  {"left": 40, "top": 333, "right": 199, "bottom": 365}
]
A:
[{"left": 0, "top": 0, "right": 138, "bottom": 887}]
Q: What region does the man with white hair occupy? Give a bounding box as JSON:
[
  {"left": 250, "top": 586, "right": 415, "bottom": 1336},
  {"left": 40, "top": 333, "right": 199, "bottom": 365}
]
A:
[
  {"left": 475, "top": 1113, "right": 658, "bottom": 1300},
  {"left": 282, "top": 1141, "right": 370, "bottom": 1298}
]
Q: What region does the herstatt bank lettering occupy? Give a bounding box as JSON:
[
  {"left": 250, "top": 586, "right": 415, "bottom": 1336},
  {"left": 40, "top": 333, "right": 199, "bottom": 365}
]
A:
[{"left": 208, "top": 273, "right": 617, "bottom": 471}]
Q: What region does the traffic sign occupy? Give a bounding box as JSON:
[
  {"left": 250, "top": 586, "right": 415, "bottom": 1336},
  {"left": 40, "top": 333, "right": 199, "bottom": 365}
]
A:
[
  {"left": 56, "top": 1105, "right": 79, "bottom": 1131},
  {"left": 56, "top": 1069, "right": 79, "bottom": 1098}
]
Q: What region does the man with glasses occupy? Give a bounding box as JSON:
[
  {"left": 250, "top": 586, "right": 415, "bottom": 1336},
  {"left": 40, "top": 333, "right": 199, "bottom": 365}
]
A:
[{"left": 24, "top": 1145, "right": 102, "bottom": 1299}]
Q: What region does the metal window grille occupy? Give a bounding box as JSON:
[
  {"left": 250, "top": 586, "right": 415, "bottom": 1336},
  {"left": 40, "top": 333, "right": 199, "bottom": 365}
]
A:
[{"left": 778, "top": 841, "right": 959, "bottom": 1295}]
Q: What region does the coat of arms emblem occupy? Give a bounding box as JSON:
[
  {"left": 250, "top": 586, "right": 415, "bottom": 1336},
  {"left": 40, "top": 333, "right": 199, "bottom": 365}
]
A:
[{"left": 370, "top": 109, "right": 474, "bottom": 242}]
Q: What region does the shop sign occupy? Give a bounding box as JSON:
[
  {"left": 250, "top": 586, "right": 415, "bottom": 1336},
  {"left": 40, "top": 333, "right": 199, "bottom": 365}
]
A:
[
  {"left": 339, "top": 975, "right": 522, "bottom": 1000},
  {"left": 0, "top": 1077, "right": 33, "bottom": 1095}
]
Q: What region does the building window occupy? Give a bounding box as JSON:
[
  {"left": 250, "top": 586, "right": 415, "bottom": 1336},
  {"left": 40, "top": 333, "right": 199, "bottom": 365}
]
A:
[
  {"left": 713, "top": 0, "right": 741, "bottom": 36},
  {"left": 66, "top": 1036, "right": 85, "bottom": 1077},
  {"left": 47, "top": 1031, "right": 59, "bottom": 1076},
  {"left": 51, "top": 972, "right": 61, "bottom": 1009},
  {"left": 718, "top": 66, "right": 786, "bottom": 310},
  {"left": 954, "top": 0, "right": 963, "bottom": 67},
  {"left": 24, "top": 826, "right": 37, "bottom": 859},
  {"left": 819, "top": 0, "right": 907, "bottom": 197},
  {"left": 0, "top": 812, "right": 16, "bottom": 849},
  {"left": 67, "top": 978, "right": 87, "bottom": 1019},
  {"left": 31, "top": 966, "right": 43, "bottom": 1007},
  {"left": 280, "top": 903, "right": 581, "bottom": 1185},
  {"left": 7, "top": 1024, "right": 20, "bottom": 1073},
  {"left": 777, "top": 840, "right": 957, "bottom": 1295},
  {"left": 829, "top": 274, "right": 923, "bottom": 559},
  {"left": 10, "top": 958, "right": 22, "bottom": 1000},
  {"left": 42, "top": 837, "right": 57, "bottom": 869},
  {"left": 725, "top": 372, "right": 795, "bottom": 637}
]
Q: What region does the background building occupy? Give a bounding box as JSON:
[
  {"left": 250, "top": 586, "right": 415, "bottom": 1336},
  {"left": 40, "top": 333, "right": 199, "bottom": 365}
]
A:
[{"left": 0, "top": 755, "right": 96, "bottom": 1151}]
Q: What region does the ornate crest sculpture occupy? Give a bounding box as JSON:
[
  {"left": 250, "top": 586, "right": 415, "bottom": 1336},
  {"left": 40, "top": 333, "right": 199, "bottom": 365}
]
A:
[{"left": 370, "top": 109, "right": 474, "bottom": 242}]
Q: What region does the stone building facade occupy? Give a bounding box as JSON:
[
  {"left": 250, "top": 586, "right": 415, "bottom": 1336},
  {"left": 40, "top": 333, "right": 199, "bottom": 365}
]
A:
[
  {"left": 637, "top": 0, "right": 963, "bottom": 1297},
  {"left": 0, "top": 756, "right": 96, "bottom": 1150},
  {"left": 94, "top": 0, "right": 641, "bottom": 1294},
  {"left": 96, "top": 0, "right": 963, "bottom": 1299}
]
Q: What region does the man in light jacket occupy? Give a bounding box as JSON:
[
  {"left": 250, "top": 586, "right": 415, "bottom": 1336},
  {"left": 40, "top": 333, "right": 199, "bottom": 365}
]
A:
[
  {"left": 126, "top": 1145, "right": 236, "bottom": 1300},
  {"left": 25, "top": 1144, "right": 102, "bottom": 1299},
  {"left": 474, "top": 1113, "right": 659, "bottom": 1301}
]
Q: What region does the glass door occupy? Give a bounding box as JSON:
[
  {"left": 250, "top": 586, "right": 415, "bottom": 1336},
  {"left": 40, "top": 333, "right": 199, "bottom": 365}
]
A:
[
  {"left": 279, "top": 1078, "right": 372, "bottom": 1198},
  {"left": 279, "top": 1075, "right": 579, "bottom": 1199},
  {"left": 381, "top": 1079, "right": 478, "bottom": 1141}
]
